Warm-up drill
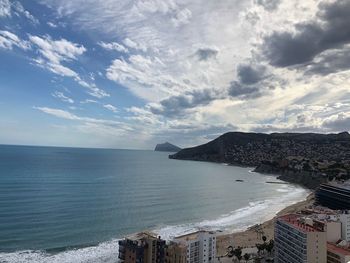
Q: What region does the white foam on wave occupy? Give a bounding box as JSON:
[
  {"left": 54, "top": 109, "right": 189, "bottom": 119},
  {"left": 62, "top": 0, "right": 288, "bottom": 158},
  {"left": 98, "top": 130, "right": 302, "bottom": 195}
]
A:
[
  {"left": 0, "top": 185, "right": 309, "bottom": 263},
  {"left": 0, "top": 239, "right": 120, "bottom": 263},
  {"left": 155, "top": 185, "right": 309, "bottom": 240}
]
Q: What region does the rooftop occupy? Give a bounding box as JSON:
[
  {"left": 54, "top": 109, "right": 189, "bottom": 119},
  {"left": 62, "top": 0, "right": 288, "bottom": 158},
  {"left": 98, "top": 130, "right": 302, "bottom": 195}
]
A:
[
  {"left": 327, "top": 243, "right": 350, "bottom": 256},
  {"left": 126, "top": 231, "right": 159, "bottom": 241},
  {"left": 278, "top": 214, "right": 325, "bottom": 233},
  {"left": 174, "top": 230, "right": 217, "bottom": 242}
]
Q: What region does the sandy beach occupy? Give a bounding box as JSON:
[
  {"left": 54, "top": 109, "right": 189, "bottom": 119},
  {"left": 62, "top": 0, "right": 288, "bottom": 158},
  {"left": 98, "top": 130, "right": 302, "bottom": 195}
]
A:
[{"left": 216, "top": 192, "right": 315, "bottom": 256}]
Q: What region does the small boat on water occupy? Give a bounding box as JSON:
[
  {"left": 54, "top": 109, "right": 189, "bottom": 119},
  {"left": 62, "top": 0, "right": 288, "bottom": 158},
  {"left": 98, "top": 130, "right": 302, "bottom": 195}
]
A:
[{"left": 235, "top": 179, "right": 244, "bottom": 182}]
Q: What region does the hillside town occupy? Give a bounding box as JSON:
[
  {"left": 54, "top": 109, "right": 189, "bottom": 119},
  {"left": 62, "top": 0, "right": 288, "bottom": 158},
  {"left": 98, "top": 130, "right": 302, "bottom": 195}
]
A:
[
  {"left": 117, "top": 181, "right": 350, "bottom": 263},
  {"left": 171, "top": 132, "right": 350, "bottom": 189}
]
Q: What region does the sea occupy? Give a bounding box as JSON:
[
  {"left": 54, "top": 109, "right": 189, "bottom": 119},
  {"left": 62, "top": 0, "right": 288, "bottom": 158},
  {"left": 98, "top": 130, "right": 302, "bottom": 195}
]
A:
[{"left": 0, "top": 145, "right": 309, "bottom": 263}]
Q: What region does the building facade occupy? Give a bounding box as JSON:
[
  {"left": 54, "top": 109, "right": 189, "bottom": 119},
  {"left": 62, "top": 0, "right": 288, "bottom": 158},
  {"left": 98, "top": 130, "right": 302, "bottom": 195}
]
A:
[
  {"left": 170, "top": 230, "right": 217, "bottom": 263},
  {"left": 118, "top": 232, "right": 166, "bottom": 263},
  {"left": 165, "top": 241, "right": 187, "bottom": 263},
  {"left": 274, "top": 214, "right": 327, "bottom": 263},
  {"left": 327, "top": 243, "right": 350, "bottom": 263},
  {"left": 315, "top": 184, "right": 350, "bottom": 210},
  {"left": 339, "top": 212, "right": 350, "bottom": 242}
]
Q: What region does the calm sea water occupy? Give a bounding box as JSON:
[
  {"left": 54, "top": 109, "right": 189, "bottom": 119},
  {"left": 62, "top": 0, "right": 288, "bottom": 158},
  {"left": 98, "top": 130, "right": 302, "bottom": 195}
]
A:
[{"left": 0, "top": 145, "right": 308, "bottom": 262}]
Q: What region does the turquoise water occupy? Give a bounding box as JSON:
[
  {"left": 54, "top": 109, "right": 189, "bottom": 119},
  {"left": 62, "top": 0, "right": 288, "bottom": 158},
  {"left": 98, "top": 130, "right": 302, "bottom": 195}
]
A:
[{"left": 0, "top": 145, "right": 308, "bottom": 262}]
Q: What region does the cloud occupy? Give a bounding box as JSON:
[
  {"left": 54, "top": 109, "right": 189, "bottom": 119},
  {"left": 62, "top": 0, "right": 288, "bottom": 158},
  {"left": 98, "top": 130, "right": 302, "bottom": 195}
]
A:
[
  {"left": 255, "top": 0, "right": 280, "bottom": 11},
  {"left": 237, "top": 63, "right": 267, "bottom": 85},
  {"left": 29, "top": 0, "right": 350, "bottom": 148},
  {"left": 262, "top": 0, "right": 350, "bottom": 69},
  {"left": 52, "top": 91, "right": 74, "bottom": 104},
  {"left": 29, "top": 35, "right": 109, "bottom": 98},
  {"left": 0, "top": 0, "right": 39, "bottom": 23},
  {"left": 194, "top": 48, "right": 218, "bottom": 61},
  {"left": 149, "top": 89, "right": 221, "bottom": 117},
  {"left": 29, "top": 35, "right": 86, "bottom": 65},
  {"left": 34, "top": 106, "right": 78, "bottom": 120},
  {"left": 34, "top": 106, "right": 121, "bottom": 125},
  {"left": 98, "top": 41, "right": 129, "bottom": 53},
  {"left": 322, "top": 112, "right": 350, "bottom": 132},
  {"left": 171, "top": 8, "right": 192, "bottom": 27},
  {"left": 305, "top": 45, "right": 350, "bottom": 76},
  {"left": 80, "top": 99, "right": 98, "bottom": 104},
  {"left": 0, "top": 30, "right": 30, "bottom": 50},
  {"left": 228, "top": 62, "right": 269, "bottom": 98},
  {"left": 123, "top": 38, "right": 147, "bottom": 52},
  {"left": 47, "top": 21, "right": 58, "bottom": 28},
  {"left": 103, "top": 104, "right": 118, "bottom": 113},
  {"left": 34, "top": 106, "right": 134, "bottom": 140},
  {"left": 12, "top": 1, "right": 39, "bottom": 24},
  {"left": 0, "top": 0, "right": 11, "bottom": 17}
]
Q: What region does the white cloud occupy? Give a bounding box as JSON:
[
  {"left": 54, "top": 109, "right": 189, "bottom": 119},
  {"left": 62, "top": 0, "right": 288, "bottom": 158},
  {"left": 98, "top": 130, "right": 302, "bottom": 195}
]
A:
[
  {"left": 103, "top": 104, "right": 118, "bottom": 113},
  {"left": 34, "top": 106, "right": 134, "bottom": 139},
  {"left": 0, "top": 0, "right": 39, "bottom": 23},
  {"left": 12, "top": 1, "right": 39, "bottom": 24},
  {"left": 0, "top": 30, "right": 30, "bottom": 50},
  {"left": 35, "top": 106, "right": 120, "bottom": 125},
  {"left": 52, "top": 91, "right": 74, "bottom": 104},
  {"left": 35, "top": 0, "right": 350, "bottom": 147},
  {"left": 171, "top": 8, "right": 192, "bottom": 27},
  {"left": 29, "top": 35, "right": 86, "bottom": 64},
  {"left": 80, "top": 99, "right": 98, "bottom": 104},
  {"left": 98, "top": 41, "right": 128, "bottom": 53},
  {"left": 0, "top": 0, "right": 11, "bottom": 17},
  {"left": 47, "top": 21, "right": 58, "bottom": 28},
  {"left": 123, "top": 38, "right": 147, "bottom": 52},
  {"left": 29, "top": 35, "right": 109, "bottom": 98}
]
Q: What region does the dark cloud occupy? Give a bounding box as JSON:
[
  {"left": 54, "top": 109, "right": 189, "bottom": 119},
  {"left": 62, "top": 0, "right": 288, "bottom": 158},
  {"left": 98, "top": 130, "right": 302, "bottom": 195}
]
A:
[
  {"left": 305, "top": 46, "right": 350, "bottom": 75},
  {"left": 322, "top": 113, "right": 350, "bottom": 132},
  {"left": 150, "top": 89, "right": 219, "bottom": 117},
  {"left": 237, "top": 63, "right": 267, "bottom": 85},
  {"left": 262, "top": 0, "right": 350, "bottom": 71},
  {"left": 194, "top": 48, "right": 218, "bottom": 61},
  {"left": 228, "top": 81, "right": 261, "bottom": 98},
  {"left": 228, "top": 63, "right": 267, "bottom": 98},
  {"left": 255, "top": 0, "right": 280, "bottom": 11}
]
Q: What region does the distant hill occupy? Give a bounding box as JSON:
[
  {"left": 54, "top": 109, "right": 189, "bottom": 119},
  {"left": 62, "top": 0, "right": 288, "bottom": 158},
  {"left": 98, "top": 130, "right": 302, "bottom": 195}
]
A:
[
  {"left": 155, "top": 142, "right": 181, "bottom": 152},
  {"left": 169, "top": 131, "right": 350, "bottom": 189}
]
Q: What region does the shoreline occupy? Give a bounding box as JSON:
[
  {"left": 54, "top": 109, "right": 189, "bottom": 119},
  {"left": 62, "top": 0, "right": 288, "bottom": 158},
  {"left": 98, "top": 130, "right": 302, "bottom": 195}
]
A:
[{"left": 216, "top": 192, "right": 315, "bottom": 256}]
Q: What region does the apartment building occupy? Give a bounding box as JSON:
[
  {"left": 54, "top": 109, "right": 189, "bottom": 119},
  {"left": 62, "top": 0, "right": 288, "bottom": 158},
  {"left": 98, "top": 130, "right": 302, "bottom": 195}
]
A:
[
  {"left": 316, "top": 184, "right": 350, "bottom": 210},
  {"left": 118, "top": 232, "right": 166, "bottom": 263},
  {"left": 327, "top": 242, "right": 350, "bottom": 263},
  {"left": 339, "top": 211, "right": 350, "bottom": 242},
  {"left": 165, "top": 241, "right": 187, "bottom": 263},
  {"left": 274, "top": 214, "right": 327, "bottom": 263},
  {"left": 169, "top": 230, "right": 217, "bottom": 263}
]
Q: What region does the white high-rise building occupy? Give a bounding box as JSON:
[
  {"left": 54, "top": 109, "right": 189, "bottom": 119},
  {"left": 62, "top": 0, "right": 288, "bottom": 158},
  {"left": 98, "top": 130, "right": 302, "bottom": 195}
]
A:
[
  {"left": 339, "top": 211, "right": 350, "bottom": 241},
  {"left": 173, "top": 230, "right": 217, "bottom": 263},
  {"left": 275, "top": 214, "right": 327, "bottom": 263}
]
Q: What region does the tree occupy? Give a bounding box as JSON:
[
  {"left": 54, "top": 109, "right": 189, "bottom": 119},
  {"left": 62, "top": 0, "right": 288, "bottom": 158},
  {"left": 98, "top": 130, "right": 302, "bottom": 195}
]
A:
[
  {"left": 262, "top": 236, "right": 267, "bottom": 243},
  {"left": 255, "top": 244, "right": 263, "bottom": 255},
  {"left": 234, "top": 247, "right": 243, "bottom": 262},
  {"left": 266, "top": 240, "right": 274, "bottom": 255},
  {"left": 227, "top": 246, "right": 234, "bottom": 258},
  {"left": 243, "top": 253, "right": 250, "bottom": 262}
]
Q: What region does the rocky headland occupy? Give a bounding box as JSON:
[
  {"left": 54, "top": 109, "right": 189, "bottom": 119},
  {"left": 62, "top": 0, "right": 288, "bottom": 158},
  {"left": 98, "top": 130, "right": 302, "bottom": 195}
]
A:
[{"left": 169, "top": 131, "right": 350, "bottom": 189}]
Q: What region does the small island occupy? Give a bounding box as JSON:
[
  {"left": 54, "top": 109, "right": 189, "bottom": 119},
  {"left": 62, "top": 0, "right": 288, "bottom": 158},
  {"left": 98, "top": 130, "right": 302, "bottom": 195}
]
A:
[{"left": 154, "top": 142, "right": 181, "bottom": 152}]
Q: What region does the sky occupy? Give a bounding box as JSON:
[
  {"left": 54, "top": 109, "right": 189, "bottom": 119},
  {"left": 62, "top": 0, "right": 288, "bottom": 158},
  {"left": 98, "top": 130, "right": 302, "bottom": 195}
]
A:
[{"left": 0, "top": 0, "right": 350, "bottom": 149}]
